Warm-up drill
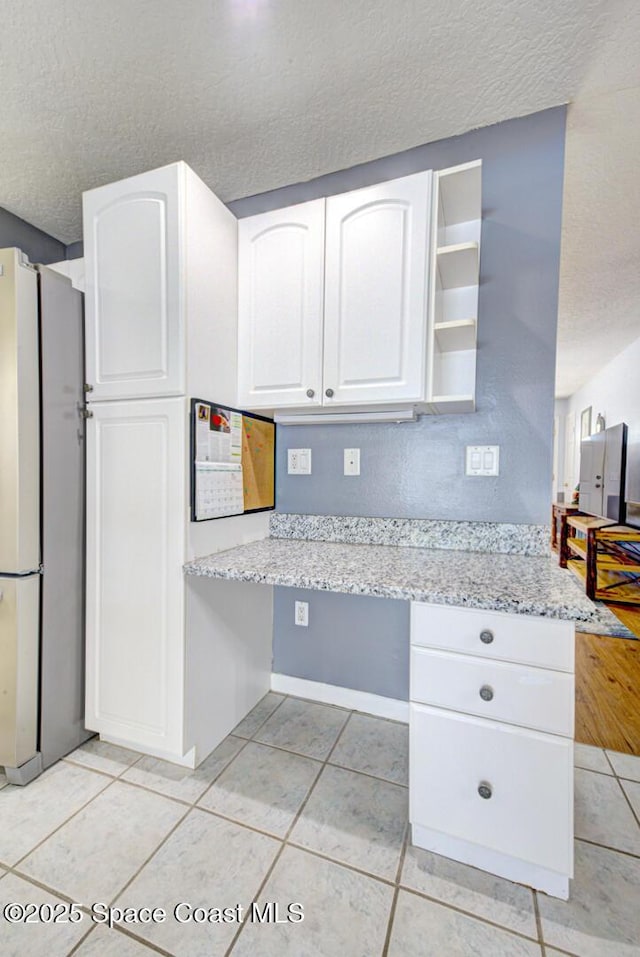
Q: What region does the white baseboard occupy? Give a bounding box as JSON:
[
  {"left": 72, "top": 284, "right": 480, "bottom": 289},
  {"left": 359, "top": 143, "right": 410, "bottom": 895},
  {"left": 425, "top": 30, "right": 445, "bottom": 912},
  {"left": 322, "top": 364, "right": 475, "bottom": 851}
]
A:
[{"left": 271, "top": 673, "right": 408, "bottom": 723}]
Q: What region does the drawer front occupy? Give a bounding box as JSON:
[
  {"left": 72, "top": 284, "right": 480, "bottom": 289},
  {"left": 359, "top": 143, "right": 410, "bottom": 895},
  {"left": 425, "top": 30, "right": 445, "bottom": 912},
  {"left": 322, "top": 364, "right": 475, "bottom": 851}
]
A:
[
  {"left": 410, "top": 704, "right": 573, "bottom": 874},
  {"left": 410, "top": 647, "right": 574, "bottom": 736},
  {"left": 411, "top": 602, "right": 574, "bottom": 672}
]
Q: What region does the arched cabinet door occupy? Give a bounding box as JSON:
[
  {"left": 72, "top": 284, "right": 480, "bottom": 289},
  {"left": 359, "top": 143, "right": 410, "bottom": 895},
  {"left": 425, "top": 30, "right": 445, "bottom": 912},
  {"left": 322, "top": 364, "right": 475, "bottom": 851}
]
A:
[
  {"left": 83, "top": 164, "right": 184, "bottom": 400},
  {"left": 323, "top": 172, "right": 432, "bottom": 406},
  {"left": 237, "top": 199, "right": 325, "bottom": 409}
]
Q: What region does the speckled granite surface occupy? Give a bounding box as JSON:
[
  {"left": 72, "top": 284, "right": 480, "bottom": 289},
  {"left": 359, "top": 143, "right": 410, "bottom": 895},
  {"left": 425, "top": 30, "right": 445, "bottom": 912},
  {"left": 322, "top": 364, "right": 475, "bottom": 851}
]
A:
[
  {"left": 185, "top": 538, "right": 598, "bottom": 622},
  {"left": 269, "top": 514, "right": 549, "bottom": 556}
]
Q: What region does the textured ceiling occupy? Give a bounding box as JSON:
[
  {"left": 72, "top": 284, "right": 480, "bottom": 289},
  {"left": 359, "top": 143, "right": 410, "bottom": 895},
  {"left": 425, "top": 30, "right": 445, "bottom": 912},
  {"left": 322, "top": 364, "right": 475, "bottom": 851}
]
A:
[{"left": 1, "top": 0, "right": 639, "bottom": 397}]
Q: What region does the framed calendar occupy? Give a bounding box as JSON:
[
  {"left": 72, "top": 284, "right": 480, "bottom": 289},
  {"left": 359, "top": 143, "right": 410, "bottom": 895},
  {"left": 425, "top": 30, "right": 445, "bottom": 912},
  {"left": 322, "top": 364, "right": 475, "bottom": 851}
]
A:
[{"left": 190, "top": 399, "right": 275, "bottom": 522}]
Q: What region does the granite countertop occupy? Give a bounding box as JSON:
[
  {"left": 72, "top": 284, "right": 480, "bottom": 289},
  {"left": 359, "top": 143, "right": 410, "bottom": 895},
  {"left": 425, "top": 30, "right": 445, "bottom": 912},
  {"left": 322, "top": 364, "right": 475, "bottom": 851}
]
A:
[{"left": 184, "top": 537, "right": 599, "bottom": 623}]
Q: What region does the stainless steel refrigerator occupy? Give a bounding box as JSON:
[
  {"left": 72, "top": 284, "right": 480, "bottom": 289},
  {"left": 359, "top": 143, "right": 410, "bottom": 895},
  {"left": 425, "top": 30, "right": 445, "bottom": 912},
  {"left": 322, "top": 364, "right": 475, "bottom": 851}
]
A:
[{"left": 0, "top": 247, "right": 91, "bottom": 785}]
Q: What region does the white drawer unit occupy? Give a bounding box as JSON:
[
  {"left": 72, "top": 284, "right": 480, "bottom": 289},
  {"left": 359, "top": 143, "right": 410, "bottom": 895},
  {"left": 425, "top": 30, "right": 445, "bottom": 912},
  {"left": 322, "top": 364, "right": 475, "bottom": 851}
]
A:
[
  {"left": 410, "top": 705, "right": 573, "bottom": 875},
  {"left": 410, "top": 646, "right": 574, "bottom": 736},
  {"left": 409, "top": 601, "right": 575, "bottom": 900},
  {"left": 410, "top": 602, "right": 574, "bottom": 672}
]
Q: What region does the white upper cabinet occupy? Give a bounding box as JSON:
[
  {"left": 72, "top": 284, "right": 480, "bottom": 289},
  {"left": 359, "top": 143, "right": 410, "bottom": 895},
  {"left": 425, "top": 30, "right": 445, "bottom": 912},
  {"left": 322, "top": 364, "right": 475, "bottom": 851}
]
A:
[
  {"left": 84, "top": 162, "right": 238, "bottom": 404},
  {"left": 84, "top": 164, "right": 182, "bottom": 400},
  {"left": 323, "top": 172, "right": 432, "bottom": 406},
  {"left": 237, "top": 200, "right": 325, "bottom": 409},
  {"left": 236, "top": 163, "right": 481, "bottom": 416}
]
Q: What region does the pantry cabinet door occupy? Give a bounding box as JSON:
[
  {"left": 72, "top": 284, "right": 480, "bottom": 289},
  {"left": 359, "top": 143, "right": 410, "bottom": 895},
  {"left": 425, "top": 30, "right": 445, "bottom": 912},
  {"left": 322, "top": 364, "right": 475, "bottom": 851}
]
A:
[
  {"left": 323, "top": 172, "right": 432, "bottom": 406},
  {"left": 83, "top": 164, "right": 185, "bottom": 400},
  {"left": 237, "top": 200, "right": 325, "bottom": 409},
  {"left": 85, "top": 397, "right": 186, "bottom": 756}
]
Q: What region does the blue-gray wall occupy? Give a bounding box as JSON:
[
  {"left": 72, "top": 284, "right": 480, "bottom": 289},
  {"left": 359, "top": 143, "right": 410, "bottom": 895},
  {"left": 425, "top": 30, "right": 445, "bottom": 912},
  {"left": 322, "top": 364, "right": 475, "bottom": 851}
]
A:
[
  {"left": 273, "top": 589, "right": 409, "bottom": 699},
  {"left": 234, "top": 107, "right": 567, "bottom": 701},
  {"left": 0, "top": 206, "right": 66, "bottom": 264}
]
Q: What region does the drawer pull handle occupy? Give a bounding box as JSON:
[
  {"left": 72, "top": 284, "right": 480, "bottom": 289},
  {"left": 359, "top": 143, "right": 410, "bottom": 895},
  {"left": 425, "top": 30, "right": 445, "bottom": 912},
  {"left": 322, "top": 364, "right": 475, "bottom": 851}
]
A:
[
  {"left": 478, "top": 782, "right": 493, "bottom": 800},
  {"left": 479, "top": 685, "right": 494, "bottom": 702},
  {"left": 479, "top": 629, "right": 494, "bottom": 644},
  {"left": 306, "top": 389, "right": 315, "bottom": 398}
]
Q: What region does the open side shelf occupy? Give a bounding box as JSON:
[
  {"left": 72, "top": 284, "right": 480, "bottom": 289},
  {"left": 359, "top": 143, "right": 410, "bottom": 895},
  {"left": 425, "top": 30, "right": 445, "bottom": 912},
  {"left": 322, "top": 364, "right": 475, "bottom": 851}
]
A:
[
  {"left": 434, "top": 318, "right": 477, "bottom": 352},
  {"left": 567, "top": 537, "right": 588, "bottom": 560},
  {"left": 429, "top": 394, "right": 475, "bottom": 414},
  {"left": 436, "top": 243, "right": 479, "bottom": 289},
  {"left": 428, "top": 159, "right": 481, "bottom": 412}
]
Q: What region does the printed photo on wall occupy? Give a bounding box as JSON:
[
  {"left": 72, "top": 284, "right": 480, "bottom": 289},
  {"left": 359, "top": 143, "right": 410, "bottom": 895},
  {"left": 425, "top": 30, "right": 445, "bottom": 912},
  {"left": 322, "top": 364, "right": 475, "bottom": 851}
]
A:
[{"left": 580, "top": 406, "right": 592, "bottom": 440}]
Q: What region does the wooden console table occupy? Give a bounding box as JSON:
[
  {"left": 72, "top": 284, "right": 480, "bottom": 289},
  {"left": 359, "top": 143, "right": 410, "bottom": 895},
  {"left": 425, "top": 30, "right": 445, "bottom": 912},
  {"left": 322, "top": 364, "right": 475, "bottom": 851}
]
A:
[
  {"left": 564, "top": 516, "right": 640, "bottom": 604},
  {"left": 551, "top": 503, "right": 580, "bottom": 555}
]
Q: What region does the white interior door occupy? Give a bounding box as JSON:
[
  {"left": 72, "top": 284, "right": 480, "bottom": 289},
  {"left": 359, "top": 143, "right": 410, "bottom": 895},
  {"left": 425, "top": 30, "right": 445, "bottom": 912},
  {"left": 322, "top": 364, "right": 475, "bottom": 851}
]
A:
[
  {"left": 323, "top": 172, "right": 432, "bottom": 406},
  {"left": 237, "top": 199, "right": 325, "bottom": 409},
  {"left": 85, "top": 397, "right": 186, "bottom": 757},
  {"left": 83, "top": 164, "right": 184, "bottom": 400}
]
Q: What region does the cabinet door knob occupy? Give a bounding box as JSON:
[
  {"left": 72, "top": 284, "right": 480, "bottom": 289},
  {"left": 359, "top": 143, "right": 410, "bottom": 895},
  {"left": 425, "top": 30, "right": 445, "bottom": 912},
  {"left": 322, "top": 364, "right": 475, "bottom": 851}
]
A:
[
  {"left": 306, "top": 389, "right": 315, "bottom": 398},
  {"left": 478, "top": 782, "right": 493, "bottom": 800},
  {"left": 84, "top": 383, "right": 94, "bottom": 393},
  {"left": 595, "top": 484, "right": 602, "bottom": 488},
  {"left": 479, "top": 629, "right": 494, "bottom": 644},
  {"left": 325, "top": 388, "right": 334, "bottom": 398},
  {"left": 479, "top": 684, "right": 494, "bottom": 702}
]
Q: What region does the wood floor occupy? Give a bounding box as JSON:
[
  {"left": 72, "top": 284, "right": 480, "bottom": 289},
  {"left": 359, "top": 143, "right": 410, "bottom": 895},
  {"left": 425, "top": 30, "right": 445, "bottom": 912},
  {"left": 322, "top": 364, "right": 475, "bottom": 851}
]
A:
[
  {"left": 603, "top": 600, "right": 640, "bottom": 638},
  {"left": 575, "top": 627, "right": 640, "bottom": 754}
]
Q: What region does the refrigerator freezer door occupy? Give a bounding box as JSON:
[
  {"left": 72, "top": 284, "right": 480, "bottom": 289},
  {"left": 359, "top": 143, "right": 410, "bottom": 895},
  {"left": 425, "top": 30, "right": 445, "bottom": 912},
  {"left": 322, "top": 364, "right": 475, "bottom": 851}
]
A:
[
  {"left": 38, "top": 267, "right": 92, "bottom": 766},
  {"left": 0, "top": 248, "right": 40, "bottom": 573},
  {"left": 0, "top": 575, "right": 40, "bottom": 769}
]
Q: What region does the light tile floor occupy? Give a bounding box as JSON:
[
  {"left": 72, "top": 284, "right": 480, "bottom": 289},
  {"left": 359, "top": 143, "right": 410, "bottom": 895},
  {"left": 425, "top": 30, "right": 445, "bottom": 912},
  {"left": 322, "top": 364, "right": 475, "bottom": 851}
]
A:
[{"left": 0, "top": 694, "right": 639, "bottom": 956}]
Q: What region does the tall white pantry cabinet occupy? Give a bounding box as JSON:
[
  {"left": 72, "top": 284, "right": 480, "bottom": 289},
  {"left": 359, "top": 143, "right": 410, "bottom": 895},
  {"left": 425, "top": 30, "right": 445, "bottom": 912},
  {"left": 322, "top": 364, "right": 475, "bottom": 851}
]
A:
[{"left": 83, "top": 162, "right": 272, "bottom": 767}]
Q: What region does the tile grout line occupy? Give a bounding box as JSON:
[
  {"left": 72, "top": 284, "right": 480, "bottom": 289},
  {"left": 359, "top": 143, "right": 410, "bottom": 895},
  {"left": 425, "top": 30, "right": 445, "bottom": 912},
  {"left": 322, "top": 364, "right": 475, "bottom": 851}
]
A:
[
  {"left": 397, "top": 884, "right": 544, "bottom": 947},
  {"left": 381, "top": 824, "right": 409, "bottom": 957},
  {"left": 533, "top": 890, "right": 546, "bottom": 955},
  {"left": 615, "top": 775, "right": 640, "bottom": 832},
  {"left": 574, "top": 835, "right": 640, "bottom": 860}
]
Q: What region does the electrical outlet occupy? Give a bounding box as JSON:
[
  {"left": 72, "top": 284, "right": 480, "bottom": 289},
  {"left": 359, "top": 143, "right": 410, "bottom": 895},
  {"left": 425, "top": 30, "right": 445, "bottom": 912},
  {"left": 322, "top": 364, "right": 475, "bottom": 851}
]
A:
[
  {"left": 288, "top": 449, "right": 312, "bottom": 474},
  {"left": 295, "top": 601, "right": 309, "bottom": 627},
  {"left": 344, "top": 448, "right": 360, "bottom": 476}
]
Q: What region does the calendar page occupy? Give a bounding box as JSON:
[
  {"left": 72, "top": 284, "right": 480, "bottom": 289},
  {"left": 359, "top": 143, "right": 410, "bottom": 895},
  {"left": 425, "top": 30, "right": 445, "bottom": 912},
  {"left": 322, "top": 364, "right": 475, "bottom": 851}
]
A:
[{"left": 195, "top": 462, "right": 244, "bottom": 520}]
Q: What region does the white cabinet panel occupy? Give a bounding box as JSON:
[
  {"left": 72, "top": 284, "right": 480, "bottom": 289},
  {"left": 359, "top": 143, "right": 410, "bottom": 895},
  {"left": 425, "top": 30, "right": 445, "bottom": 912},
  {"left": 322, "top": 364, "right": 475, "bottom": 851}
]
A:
[
  {"left": 237, "top": 200, "right": 325, "bottom": 409},
  {"left": 323, "top": 172, "right": 431, "bottom": 405},
  {"left": 85, "top": 398, "right": 186, "bottom": 755},
  {"left": 84, "top": 164, "right": 184, "bottom": 400},
  {"left": 410, "top": 646, "right": 574, "bottom": 736},
  {"left": 410, "top": 704, "right": 573, "bottom": 875}
]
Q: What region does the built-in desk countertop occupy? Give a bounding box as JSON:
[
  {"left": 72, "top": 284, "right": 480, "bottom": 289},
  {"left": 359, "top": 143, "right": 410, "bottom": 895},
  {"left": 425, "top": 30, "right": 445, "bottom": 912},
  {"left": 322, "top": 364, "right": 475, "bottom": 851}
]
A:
[{"left": 184, "top": 537, "right": 599, "bottom": 623}]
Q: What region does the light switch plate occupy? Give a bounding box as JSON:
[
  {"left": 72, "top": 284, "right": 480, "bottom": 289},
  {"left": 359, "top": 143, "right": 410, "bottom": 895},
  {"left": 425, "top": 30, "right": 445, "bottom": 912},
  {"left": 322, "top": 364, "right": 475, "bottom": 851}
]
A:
[
  {"left": 466, "top": 445, "right": 499, "bottom": 476},
  {"left": 288, "top": 449, "right": 312, "bottom": 474},
  {"left": 344, "top": 448, "right": 360, "bottom": 476}
]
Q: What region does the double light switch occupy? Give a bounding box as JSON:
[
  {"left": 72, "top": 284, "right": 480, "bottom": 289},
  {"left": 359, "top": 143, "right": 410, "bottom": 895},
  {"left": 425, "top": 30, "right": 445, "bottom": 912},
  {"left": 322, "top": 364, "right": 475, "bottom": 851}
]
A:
[{"left": 466, "top": 445, "right": 500, "bottom": 476}]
